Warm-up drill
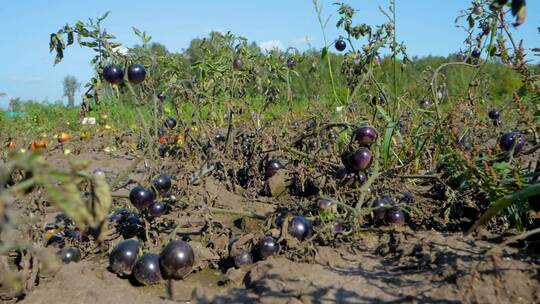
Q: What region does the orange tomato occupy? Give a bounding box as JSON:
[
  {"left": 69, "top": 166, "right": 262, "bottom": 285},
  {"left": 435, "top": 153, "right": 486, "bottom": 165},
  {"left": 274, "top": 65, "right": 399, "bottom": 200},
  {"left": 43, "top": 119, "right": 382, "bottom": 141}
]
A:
[
  {"left": 176, "top": 134, "right": 185, "bottom": 146},
  {"left": 159, "top": 136, "right": 168, "bottom": 144},
  {"left": 31, "top": 138, "right": 47, "bottom": 150},
  {"left": 7, "top": 140, "right": 15, "bottom": 149},
  {"left": 57, "top": 132, "right": 71, "bottom": 143},
  {"left": 38, "top": 139, "right": 47, "bottom": 148}
]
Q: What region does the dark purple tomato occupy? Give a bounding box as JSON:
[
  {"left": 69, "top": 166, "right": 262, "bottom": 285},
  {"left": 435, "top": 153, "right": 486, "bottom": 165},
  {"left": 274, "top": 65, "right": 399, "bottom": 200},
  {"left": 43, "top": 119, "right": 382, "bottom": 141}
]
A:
[
  {"left": 109, "top": 208, "right": 128, "bottom": 222},
  {"left": 169, "top": 147, "right": 179, "bottom": 157},
  {"left": 164, "top": 117, "right": 177, "bottom": 129},
  {"left": 118, "top": 213, "right": 144, "bottom": 239},
  {"left": 335, "top": 167, "right": 349, "bottom": 180},
  {"left": 529, "top": 194, "right": 540, "bottom": 212},
  {"left": 127, "top": 64, "right": 146, "bottom": 84},
  {"left": 258, "top": 236, "right": 279, "bottom": 259},
  {"left": 330, "top": 222, "right": 343, "bottom": 234},
  {"left": 157, "top": 128, "right": 166, "bottom": 138},
  {"left": 103, "top": 64, "right": 124, "bottom": 84},
  {"left": 46, "top": 235, "right": 65, "bottom": 248},
  {"left": 372, "top": 195, "right": 392, "bottom": 222},
  {"left": 401, "top": 192, "right": 415, "bottom": 204},
  {"left": 347, "top": 148, "right": 373, "bottom": 172},
  {"left": 158, "top": 145, "right": 169, "bottom": 157},
  {"left": 335, "top": 39, "right": 347, "bottom": 52},
  {"left": 233, "top": 58, "right": 244, "bottom": 70},
  {"left": 458, "top": 136, "right": 472, "bottom": 151},
  {"left": 493, "top": 119, "right": 502, "bottom": 127},
  {"left": 265, "top": 159, "right": 284, "bottom": 178},
  {"left": 109, "top": 239, "right": 141, "bottom": 276},
  {"left": 215, "top": 132, "right": 226, "bottom": 143},
  {"left": 456, "top": 51, "right": 466, "bottom": 61},
  {"left": 64, "top": 230, "right": 89, "bottom": 242},
  {"left": 336, "top": 167, "right": 354, "bottom": 184},
  {"left": 157, "top": 93, "right": 166, "bottom": 101},
  {"left": 129, "top": 186, "right": 155, "bottom": 209},
  {"left": 58, "top": 247, "right": 81, "bottom": 264},
  {"left": 133, "top": 253, "right": 162, "bottom": 285},
  {"left": 93, "top": 168, "right": 106, "bottom": 176},
  {"left": 355, "top": 126, "right": 378, "bottom": 145},
  {"left": 159, "top": 240, "right": 194, "bottom": 279},
  {"left": 233, "top": 250, "right": 253, "bottom": 268},
  {"left": 471, "top": 49, "right": 481, "bottom": 59},
  {"left": 328, "top": 130, "right": 338, "bottom": 140},
  {"left": 149, "top": 202, "right": 166, "bottom": 217},
  {"left": 374, "top": 54, "right": 382, "bottom": 65},
  {"left": 286, "top": 58, "right": 296, "bottom": 68},
  {"left": 340, "top": 152, "right": 352, "bottom": 169},
  {"left": 308, "top": 139, "right": 318, "bottom": 149},
  {"left": 288, "top": 216, "right": 312, "bottom": 241},
  {"left": 499, "top": 132, "right": 525, "bottom": 154},
  {"left": 419, "top": 99, "right": 431, "bottom": 108},
  {"left": 449, "top": 175, "right": 467, "bottom": 190},
  {"left": 322, "top": 142, "right": 330, "bottom": 150},
  {"left": 385, "top": 206, "right": 405, "bottom": 225},
  {"left": 357, "top": 171, "right": 367, "bottom": 184},
  {"left": 371, "top": 95, "right": 385, "bottom": 106},
  {"left": 488, "top": 109, "right": 500, "bottom": 120},
  {"left": 153, "top": 174, "right": 172, "bottom": 193},
  {"left": 318, "top": 198, "right": 333, "bottom": 210}
]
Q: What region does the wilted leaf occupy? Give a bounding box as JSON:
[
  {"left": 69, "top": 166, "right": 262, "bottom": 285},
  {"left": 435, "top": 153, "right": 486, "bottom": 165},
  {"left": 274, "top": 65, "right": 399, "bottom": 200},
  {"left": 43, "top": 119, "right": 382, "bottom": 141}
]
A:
[
  {"left": 267, "top": 170, "right": 289, "bottom": 197},
  {"left": 44, "top": 179, "right": 93, "bottom": 231},
  {"left": 67, "top": 31, "right": 74, "bottom": 46},
  {"left": 49, "top": 33, "right": 57, "bottom": 52},
  {"left": 511, "top": 0, "right": 527, "bottom": 26}
]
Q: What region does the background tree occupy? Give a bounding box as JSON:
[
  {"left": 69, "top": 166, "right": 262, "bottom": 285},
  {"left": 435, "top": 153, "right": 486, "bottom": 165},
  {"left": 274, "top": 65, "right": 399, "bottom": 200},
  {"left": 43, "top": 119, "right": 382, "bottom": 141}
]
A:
[
  {"left": 8, "top": 97, "right": 23, "bottom": 112},
  {"left": 63, "top": 75, "right": 81, "bottom": 107}
]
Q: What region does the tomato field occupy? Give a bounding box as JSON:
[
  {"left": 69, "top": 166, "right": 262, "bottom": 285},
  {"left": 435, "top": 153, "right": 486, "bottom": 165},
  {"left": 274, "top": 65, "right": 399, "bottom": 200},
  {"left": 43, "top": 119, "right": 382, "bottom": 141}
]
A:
[{"left": 1, "top": 1, "right": 540, "bottom": 303}]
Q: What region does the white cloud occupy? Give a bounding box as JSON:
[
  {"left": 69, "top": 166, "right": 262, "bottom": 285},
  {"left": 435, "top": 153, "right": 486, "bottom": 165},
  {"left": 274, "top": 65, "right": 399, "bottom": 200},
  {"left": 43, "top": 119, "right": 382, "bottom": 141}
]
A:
[{"left": 259, "top": 40, "right": 284, "bottom": 52}]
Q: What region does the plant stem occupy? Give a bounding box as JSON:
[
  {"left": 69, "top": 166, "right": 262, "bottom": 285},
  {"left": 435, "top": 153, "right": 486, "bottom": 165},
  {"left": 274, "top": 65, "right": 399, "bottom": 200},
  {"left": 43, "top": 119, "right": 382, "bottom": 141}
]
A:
[
  {"left": 209, "top": 207, "right": 266, "bottom": 220},
  {"left": 313, "top": 0, "right": 339, "bottom": 104},
  {"left": 356, "top": 140, "right": 381, "bottom": 210},
  {"left": 391, "top": 0, "right": 399, "bottom": 121}
]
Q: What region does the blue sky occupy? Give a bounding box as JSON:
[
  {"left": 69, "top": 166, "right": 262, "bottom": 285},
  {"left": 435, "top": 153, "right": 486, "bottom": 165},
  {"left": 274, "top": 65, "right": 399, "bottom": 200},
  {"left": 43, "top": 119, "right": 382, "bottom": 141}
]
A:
[{"left": 0, "top": 0, "right": 538, "bottom": 108}]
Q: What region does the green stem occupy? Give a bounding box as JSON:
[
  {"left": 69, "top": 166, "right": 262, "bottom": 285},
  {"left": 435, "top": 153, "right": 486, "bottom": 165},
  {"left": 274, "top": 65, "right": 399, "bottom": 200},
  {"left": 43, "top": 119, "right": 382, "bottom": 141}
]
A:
[
  {"left": 391, "top": 0, "right": 399, "bottom": 121},
  {"left": 356, "top": 140, "right": 381, "bottom": 210},
  {"left": 313, "top": 0, "right": 339, "bottom": 104}
]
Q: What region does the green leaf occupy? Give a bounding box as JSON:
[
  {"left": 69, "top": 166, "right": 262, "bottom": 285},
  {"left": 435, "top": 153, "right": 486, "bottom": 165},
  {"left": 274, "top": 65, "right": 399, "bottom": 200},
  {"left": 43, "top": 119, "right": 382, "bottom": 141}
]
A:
[
  {"left": 468, "top": 15, "right": 475, "bottom": 29},
  {"left": 321, "top": 47, "right": 328, "bottom": 60},
  {"left": 467, "top": 182, "right": 540, "bottom": 235},
  {"left": 381, "top": 122, "right": 395, "bottom": 167},
  {"left": 98, "top": 11, "right": 111, "bottom": 22},
  {"left": 493, "top": 162, "right": 511, "bottom": 171},
  {"left": 132, "top": 26, "right": 142, "bottom": 37}
]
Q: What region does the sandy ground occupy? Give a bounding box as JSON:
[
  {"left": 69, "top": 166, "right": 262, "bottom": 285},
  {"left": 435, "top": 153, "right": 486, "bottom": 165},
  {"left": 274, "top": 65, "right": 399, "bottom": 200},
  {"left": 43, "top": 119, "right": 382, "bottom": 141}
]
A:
[{"left": 6, "top": 140, "right": 540, "bottom": 304}]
